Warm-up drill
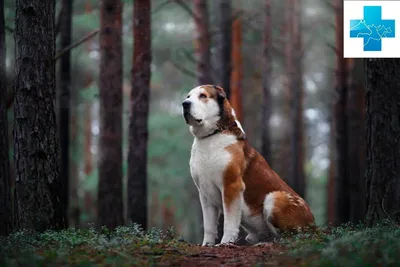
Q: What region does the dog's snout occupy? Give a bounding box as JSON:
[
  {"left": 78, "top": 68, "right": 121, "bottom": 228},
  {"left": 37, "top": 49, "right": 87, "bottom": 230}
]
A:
[{"left": 182, "top": 100, "right": 191, "bottom": 110}]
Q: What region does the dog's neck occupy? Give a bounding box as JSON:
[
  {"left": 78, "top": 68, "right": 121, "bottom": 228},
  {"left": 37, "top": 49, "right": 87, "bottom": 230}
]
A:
[{"left": 190, "top": 108, "right": 246, "bottom": 141}]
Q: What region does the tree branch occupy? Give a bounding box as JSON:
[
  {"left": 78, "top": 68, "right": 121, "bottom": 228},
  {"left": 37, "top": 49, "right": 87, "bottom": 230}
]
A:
[
  {"left": 178, "top": 48, "right": 197, "bottom": 64},
  {"left": 152, "top": 0, "right": 172, "bottom": 14},
  {"left": 5, "top": 25, "right": 14, "bottom": 33},
  {"left": 170, "top": 60, "right": 196, "bottom": 78},
  {"left": 173, "top": 0, "right": 199, "bottom": 21},
  {"left": 54, "top": 29, "right": 100, "bottom": 61}
]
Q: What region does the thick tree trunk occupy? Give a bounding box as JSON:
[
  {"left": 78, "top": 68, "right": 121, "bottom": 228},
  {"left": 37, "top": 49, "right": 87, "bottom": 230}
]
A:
[
  {"left": 97, "top": 0, "right": 124, "bottom": 229},
  {"left": 58, "top": 0, "right": 73, "bottom": 228},
  {"left": 128, "top": 0, "right": 151, "bottom": 230},
  {"left": 0, "top": 0, "right": 13, "bottom": 236},
  {"left": 261, "top": 0, "right": 272, "bottom": 164},
  {"left": 14, "top": 0, "right": 66, "bottom": 231},
  {"left": 230, "top": 17, "right": 243, "bottom": 122},
  {"left": 290, "top": 0, "right": 305, "bottom": 198},
  {"left": 347, "top": 58, "right": 365, "bottom": 223},
  {"left": 365, "top": 59, "right": 400, "bottom": 226},
  {"left": 333, "top": 0, "right": 349, "bottom": 225},
  {"left": 194, "top": 0, "right": 212, "bottom": 85},
  {"left": 214, "top": 0, "right": 232, "bottom": 98}
]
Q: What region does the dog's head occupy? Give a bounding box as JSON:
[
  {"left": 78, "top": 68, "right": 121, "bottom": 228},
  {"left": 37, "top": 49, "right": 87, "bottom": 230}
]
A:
[
  {"left": 182, "top": 85, "right": 245, "bottom": 139},
  {"left": 182, "top": 85, "right": 226, "bottom": 126}
]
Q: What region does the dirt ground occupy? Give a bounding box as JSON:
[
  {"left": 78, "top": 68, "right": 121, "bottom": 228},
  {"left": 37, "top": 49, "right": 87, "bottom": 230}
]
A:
[{"left": 152, "top": 243, "right": 299, "bottom": 267}]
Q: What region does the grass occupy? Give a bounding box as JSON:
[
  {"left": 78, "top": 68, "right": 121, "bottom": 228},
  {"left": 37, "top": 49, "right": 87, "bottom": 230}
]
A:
[
  {"left": 1, "top": 220, "right": 399, "bottom": 267},
  {"left": 278, "top": 219, "right": 400, "bottom": 266}
]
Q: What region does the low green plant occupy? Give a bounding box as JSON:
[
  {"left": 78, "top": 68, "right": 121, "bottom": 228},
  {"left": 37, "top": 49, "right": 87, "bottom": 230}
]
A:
[{"left": 279, "top": 219, "right": 400, "bottom": 267}]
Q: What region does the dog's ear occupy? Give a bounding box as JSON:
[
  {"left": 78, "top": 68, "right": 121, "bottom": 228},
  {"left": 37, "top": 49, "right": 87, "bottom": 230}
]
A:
[{"left": 213, "top": 85, "right": 226, "bottom": 99}]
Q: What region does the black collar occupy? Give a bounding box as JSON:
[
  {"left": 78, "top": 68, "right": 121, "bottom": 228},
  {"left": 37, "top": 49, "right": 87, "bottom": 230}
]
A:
[{"left": 200, "top": 121, "right": 243, "bottom": 140}]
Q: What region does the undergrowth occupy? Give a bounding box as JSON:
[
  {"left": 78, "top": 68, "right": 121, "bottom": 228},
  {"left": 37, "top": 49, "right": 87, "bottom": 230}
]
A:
[
  {"left": 278, "top": 219, "right": 400, "bottom": 267},
  {"left": 1, "top": 220, "right": 399, "bottom": 266},
  {"left": 0, "top": 223, "right": 186, "bottom": 266}
]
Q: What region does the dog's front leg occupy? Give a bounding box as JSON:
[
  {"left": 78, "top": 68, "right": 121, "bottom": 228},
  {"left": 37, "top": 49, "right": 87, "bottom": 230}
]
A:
[
  {"left": 199, "top": 193, "right": 218, "bottom": 246},
  {"left": 219, "top": 181, "right": 244, "bottom": 244}
]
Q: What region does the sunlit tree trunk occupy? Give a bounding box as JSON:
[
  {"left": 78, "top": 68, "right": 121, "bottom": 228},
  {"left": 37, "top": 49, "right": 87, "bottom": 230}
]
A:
[
  {"left": 333, "top": 0, "right": 350, "bottom": 224},
  {"left": 214, "top": 0, "right": 232, "bottom": 98},
  {"left": 194, "top": 0, "right": 212, "bottom": 85},
  {"left": 0, "top": 0, "right": 13, "bottom": 236},
  {"left": 14, "top": 0, "right": 66, "bottom": 230},
  {"left": 58, "top": 0, "right": 73, "bottom": 228},
  {"left": 230, "top": 17, "right": 243, "bottom": 122},
  {"left": 261, "top": 0, "right": 272, "bottom": 163},
  {"left": 97, "top": 0, "right": 124, "bottom": 229},
  {"left": 128, "top": 0, "right": 151, "bottom": 230},
  {"left": 365, "top": 59, "right": 400, "bottom": 226}
]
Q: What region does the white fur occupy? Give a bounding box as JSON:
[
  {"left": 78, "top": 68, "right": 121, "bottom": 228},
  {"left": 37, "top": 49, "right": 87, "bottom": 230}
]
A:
[
  {"left": 231, "top": 109, "right": 245, "bottom": 134},
  {"left": 263, "top": 193, "right": 278, "bottom": 235},
  {"left": 190, "top": 133, "right": 238, "bottom": 245}
]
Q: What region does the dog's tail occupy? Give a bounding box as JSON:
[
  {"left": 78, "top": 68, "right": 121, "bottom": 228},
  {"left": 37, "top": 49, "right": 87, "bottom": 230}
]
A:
[{"left": 263, "top": 191, "right": 315, "bottom": 235}]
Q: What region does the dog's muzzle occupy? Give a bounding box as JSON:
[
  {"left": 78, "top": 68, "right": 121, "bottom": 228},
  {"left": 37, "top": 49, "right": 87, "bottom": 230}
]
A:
[{"left": 182, "top": 100, "right": 202, "bottom": 124}]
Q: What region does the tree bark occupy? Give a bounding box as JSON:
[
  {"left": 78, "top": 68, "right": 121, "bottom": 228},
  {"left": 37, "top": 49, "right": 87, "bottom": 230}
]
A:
[
  {"left": 128, "top": 0, "right": 151, "bottom": 230},
  {"left": 261, "top": 0, "right": 272, "bottom": 164},
  {"left": 97, "top": 0, "right": 124, "bottom": 229},
  {"left": 194, "top": 0, "right": 212, "bottom": 85},
  {"left": 58, "top": 0, "right": 73, "bottom": 228},
  {"left": 230, "top": 17, "right": 243, "bottom": 122},
  {"left": 290, "top": 0, "right": 305, "bottom": 198},
  {"left": 214, "top": 0, "right": 232, "bottom": 98},
  {"left": 347, "top": 58, "right": 365, "bottom": 223},
  {"left": 365, "top": 59, "right": 400, "bottom": 226},
  {"left": 14, "top": 0, "right": 66, "bottom": 231},
  {"left": 0, "top": 0, "right": 13, "bottom": 236},
  {"left": 333, "top": 0, "right": 349, "bottom": 225}
]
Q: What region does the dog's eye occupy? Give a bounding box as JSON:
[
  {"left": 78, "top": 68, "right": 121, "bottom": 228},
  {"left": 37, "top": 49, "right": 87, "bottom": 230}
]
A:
[
  {"left": 186, "top": 95, "right": 190, "bottom": 98},
  {"left": 199, "top": 93, "right": 207, "bottom": 98}
]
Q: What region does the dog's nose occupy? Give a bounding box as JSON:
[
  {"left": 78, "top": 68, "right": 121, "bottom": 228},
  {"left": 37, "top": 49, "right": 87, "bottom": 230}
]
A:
[{"left": 182, "top": 100, "right": 191, "bottom": 110}]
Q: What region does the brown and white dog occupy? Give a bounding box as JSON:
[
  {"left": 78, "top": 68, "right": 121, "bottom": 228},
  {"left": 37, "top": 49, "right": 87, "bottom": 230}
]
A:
[{"left": 182, "top": 85, "right": 315, "bottom": 246}]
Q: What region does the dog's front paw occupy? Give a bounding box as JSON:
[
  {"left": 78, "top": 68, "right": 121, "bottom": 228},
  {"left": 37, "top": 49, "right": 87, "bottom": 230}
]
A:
[
  {"left": 215, "top": 242, "right": 239, "bottom": 248},
  {"left": 201, "top": 242, "right": 215, "bottom": 247}
]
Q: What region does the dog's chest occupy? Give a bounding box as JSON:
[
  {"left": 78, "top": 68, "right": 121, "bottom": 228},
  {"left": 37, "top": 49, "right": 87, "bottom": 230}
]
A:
[{"left": 190, "top": 134, "right": 237, "bottom": 205}]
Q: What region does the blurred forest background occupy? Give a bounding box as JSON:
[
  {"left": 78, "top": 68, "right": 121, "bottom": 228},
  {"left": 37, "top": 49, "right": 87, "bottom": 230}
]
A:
[{"left": 1, "top": 0, "right": 375, "bottom": 244}]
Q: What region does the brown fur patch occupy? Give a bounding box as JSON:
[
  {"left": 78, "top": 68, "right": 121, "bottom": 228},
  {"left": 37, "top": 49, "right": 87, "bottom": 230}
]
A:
[
  {"left": 223, "top": 143, "right": 246, "bottom": 211},
  {"left": 269, "top": 191, "right": 315, "bottom": 229}
]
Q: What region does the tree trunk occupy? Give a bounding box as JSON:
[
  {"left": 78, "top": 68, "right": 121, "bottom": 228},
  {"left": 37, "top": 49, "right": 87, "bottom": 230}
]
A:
[
  {"left": 194, "top": 0, "right": 212, "bottom": 85},
  {"left": 261, "top": 0, "right": 272, "bottom": 164},
  {"left": 283, "top": 0, "right": 296, "bottom": 193},
  {"left": 128, "top": 0, "right": 151, "bottom": 230},
  {"left": 290, "top": 0, "right": 305, "bottom": 198},
  {"left": 97, "top": 0, "right": 124, "bottom": 229},
  {"left": 0, "top": 0, "right": 12, "bottom": 236},
  {"left": 214, "top": 0, "right": 232, "bottom": 98},
  {"left": 333, "top": 0, "right": 349, "bottom": 225},
  {"left": 58, "top": 0, "right": 73, "bottom": 228},
  {"left": 347, "top": 58, "right": 365, "bottom": 223},
  {"left": 14, "top": 0, "right": 66, "bottom": 231},
  {"left": 327, "top": 123, "right": 335, "bottom": 224},
  {"left": 365, "top": 59, "right": 400, "bottom": 226},
  {"left": 230, "top": 17, "right": 243, "bottom": 122}
]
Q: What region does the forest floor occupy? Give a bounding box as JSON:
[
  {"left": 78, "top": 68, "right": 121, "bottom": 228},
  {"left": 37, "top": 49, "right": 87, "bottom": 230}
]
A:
[{"left": 1, "top": 220, "right": 400, "bottom": 267}]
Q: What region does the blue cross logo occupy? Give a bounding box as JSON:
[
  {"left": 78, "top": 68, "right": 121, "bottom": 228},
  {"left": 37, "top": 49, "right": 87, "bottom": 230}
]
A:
[{"left": 350, "top": 6, "right": 395, "bottom": 51}]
